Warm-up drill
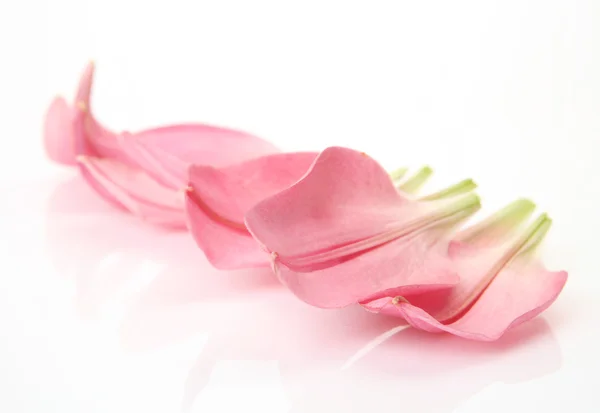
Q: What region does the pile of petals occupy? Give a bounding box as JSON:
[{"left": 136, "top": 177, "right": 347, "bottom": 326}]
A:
[{"left": 44, "top": 62, "right": 568, "bottom": 342}]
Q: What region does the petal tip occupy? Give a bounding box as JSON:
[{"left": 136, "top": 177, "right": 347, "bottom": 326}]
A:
[
  {"left": 422, "top": 165, "right": 433, "bottom": 174},
  {"left": 516, "top": 197, "right": 537, "bottom": 209}
]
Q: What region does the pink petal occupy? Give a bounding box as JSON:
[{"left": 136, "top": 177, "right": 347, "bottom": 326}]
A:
[
  {"left": 43, "top": 97, "right": 77, "bottom": 165},
  {"left": 184, "top": 195, "right": 265, "bottom": 269},
  {"left": 245, "top": 146, "right": 480, "bottom": 308},
  {"left": 245, "top": 147, "right": 414, "bottom": 259},
  {"left": 363, "top": 209, "right": 568, "bottom": 341},
  {"left": 185, "top": 152, "right": 318, "bottom": 269},
  {"left": 71, "top": 62, "right": 126, "bottom": 162},
  {"left": 383, "top": 260, "right": 567, "bottom": 341},
  {"left": 122, "top": 124, "right": 280, "bottom": 189},
  {"left": 68, "top": 62, "right": 179, "bottom": 222},
  {"left": 77, "top": 155, "right": 187, "bottom": 228}
]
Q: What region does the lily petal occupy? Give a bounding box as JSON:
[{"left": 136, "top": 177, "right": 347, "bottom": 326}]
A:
[
  {"left": 43, "top": 96, "right": 77, "bottom": 165},
  {"left": 363, "top": 208, "right": 568, "bottom": 341},
  {"left": 185, "top": 152, "right": 318, "bottom": 269},
  {"left": 120, "top": 124, "right": 279, "bottom": 189},
  {"left": 246, "top": 147, "right": 418, "bottom": 258},
  {"left": 388, "top": 259, "right": 567, "bottom": 341},
  {"left": 77, "top": 155, "right": 187, "bottom": 228},
  {"left": 72, "top": 61, "right": 124, "bottom": 161},
  {"left": 245, "top": 146, "right": 481, "bottom": 308}
]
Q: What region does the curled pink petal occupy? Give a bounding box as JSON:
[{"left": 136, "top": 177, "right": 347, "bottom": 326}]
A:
[
  {"left": 71, "top": 61, "right": 123, "bottom": 161},
  {"left": 246, "top": 147, "right": 419, "bottom": 258},
  {"left": 185, "top": 152, "right": 318, "bottom": 269},
  {"left": 245, "top": 146, "right": 480, "bottom": 308},
  {"left": 362, "top": 207, "right": 568, "bottom": 341},
  {"left": 374, "top": 260, "right": 567, "bottom": 341},
  {"left": 70, "top": 62, "right": 143, "bottom": 214},
  {"left": 43, "top": 96, "right": 77, "bottom": 165},
  {"left": 77, "top": 155, "right": 187, "bottom": 228}
]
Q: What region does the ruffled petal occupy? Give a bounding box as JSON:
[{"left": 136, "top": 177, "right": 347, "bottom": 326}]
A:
[
  {"left": 185, "top": 152, "right": 318, "bottom": 269},
  {"left": 376, "top": 260, "right": 567, "bottom": 341},
  {"left": 245, "top": 147, "right": 415, "bottom": 259},
  {"left": 363, "top": 208, "right": 568, "bottom": 340}
]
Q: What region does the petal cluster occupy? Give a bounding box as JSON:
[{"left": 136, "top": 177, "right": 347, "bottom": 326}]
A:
[
  {"left": 244, "top": 147, "right": 567, "bottom": 340},
  {"left": 44, "top": 62, "right": 279, "bottom": 228},
  {"left": 44, "top": 62, "right": 568, "bottom": 342}
]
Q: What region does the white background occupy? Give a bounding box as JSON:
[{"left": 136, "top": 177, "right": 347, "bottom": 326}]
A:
[{"left": 0, "top": 1, "right": 598, "bottom": 412}]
